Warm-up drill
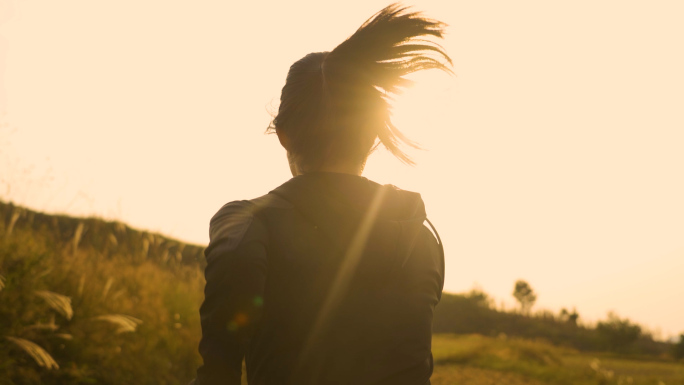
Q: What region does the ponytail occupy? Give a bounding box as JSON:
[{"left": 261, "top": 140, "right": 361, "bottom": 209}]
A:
[{"left": 269, "top": 3, "right": 452, "bottom": 167}]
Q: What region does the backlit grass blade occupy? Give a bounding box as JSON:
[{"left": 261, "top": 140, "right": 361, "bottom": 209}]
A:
[
  {"left": 35, "top": 290, "right": 73, "bottom": 320},
  {"left": 6, "top": 336, "right": 59, "bottom": 370}
]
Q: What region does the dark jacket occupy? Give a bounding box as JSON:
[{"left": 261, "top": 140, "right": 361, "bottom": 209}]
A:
[{"left": 195, "top": 172, "right": 444, "bottom": 385}]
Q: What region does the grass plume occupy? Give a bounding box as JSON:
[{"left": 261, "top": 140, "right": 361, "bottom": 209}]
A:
[
  {"left": 72, "top": 222, "right": 84, "bottom": 254},
  {"left": 92, "top": 314, "right": 143, "bottom": 334},
  {"left": 6, "top": 336, "right": 59, "bottom": 370},
  {"left": 35, "top": 290, "right": 73, "bottom": 320},
  {"left": 101, "top": 277, "right": 114, "bottom": 300},
  {"left": 5, "top": 207, "right": 22, "bottom": 239}
]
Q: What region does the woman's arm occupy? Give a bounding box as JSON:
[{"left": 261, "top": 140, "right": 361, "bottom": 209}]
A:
[{"left": 194, "top": 201, "right": 268, "bottom": 385}]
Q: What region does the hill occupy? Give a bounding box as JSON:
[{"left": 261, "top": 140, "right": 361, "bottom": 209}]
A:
[
  {"left": 1, "top": 201, "right": 682, "bottom": 385},
  {"left": 1, "top": 201, "right": 205, "bottom": 384},
  {"left": 431, "top": 334, "right": 684, "bottom": 385},
  {"left": 433, "top": 291, "right": 675, "bottom": 357}
]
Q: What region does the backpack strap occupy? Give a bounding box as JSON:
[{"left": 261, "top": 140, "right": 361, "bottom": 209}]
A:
[{"left": 425, "top": 218, "right": 445, "bottom": 293}]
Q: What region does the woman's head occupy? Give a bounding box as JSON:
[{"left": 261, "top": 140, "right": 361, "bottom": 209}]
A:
[{"left": 269, "top": 3, "right": 452, "bottom": 175}]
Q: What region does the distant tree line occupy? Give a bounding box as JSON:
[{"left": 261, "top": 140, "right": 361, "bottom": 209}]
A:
[
  {"left": 434, "top": 280, "right": 676, "bottom": 358},
  {"left": 673, "top": 334, "right": 684, "bottom": 360}
]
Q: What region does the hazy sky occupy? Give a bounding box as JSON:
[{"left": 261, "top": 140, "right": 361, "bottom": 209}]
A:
[{"left": 1, "top": 0, "right": 682, "bottom": 338}]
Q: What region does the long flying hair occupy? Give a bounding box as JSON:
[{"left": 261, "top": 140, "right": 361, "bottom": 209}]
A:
[{"left": 268, "top": 3, "right": 452, "bottom": 167}]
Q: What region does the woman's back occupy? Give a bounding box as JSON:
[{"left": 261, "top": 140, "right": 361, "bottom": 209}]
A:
[{"left": 198, "top": 173, "right": 443, "bottom": 384}]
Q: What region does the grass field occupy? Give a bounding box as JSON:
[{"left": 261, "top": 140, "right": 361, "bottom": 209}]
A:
[
  {"left": 2, "top": 201, "right": 683, "bottom": 385},
  {"left": 232, "top": 334, "right": 684, "bottom": 384},
  {"left": 430, "top": 334, "right": 684, "bottom": 385}
]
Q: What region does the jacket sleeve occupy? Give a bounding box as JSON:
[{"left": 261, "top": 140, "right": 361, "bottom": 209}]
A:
[{"left": 195, "top": 201, "right": 268, "bottom": 385}]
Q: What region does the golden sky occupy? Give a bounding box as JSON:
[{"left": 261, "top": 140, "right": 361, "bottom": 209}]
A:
[{"left": 1, "top": 0, "right": 683, "bottom": 338}]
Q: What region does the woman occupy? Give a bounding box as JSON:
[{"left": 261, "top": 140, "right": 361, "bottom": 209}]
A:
[{"left": 194, "top": 4, "right": 450, "bottom": 384}]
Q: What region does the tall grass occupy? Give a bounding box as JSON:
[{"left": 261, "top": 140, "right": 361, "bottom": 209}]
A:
[
  {"left": 0, "top": 201, "right": 205, "bottom": 385},
  {"left": 5, "top": 336, "right": 59, "bottom": 370}
]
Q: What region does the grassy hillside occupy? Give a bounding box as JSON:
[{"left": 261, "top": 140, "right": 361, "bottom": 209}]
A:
[
  {"left": 433, "top": 291, "right": 675, "bottom": 357},
  {"left": 1, "top": 201, "right": 682, "bottom": 385},
  {"left": 431, "top": 334, "right": 684, "bottom": 385},
  {"left": 0, "top": 202, "right": 205, "bottom": 384}
]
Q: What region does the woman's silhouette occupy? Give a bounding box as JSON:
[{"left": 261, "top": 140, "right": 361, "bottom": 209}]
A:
[{"left": 193, "top": 4, "right": 451, "bottom": 384}]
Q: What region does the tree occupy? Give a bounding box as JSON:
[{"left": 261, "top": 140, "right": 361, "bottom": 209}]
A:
[
  {"left": 512, "top": 280, "right": 537, "bottom": 314},
  {"left": 559, "top": 307, "right": 579, "bottom": 326},
  {"left": 596, "top": 312, "right": 641, "bottom": 352},
  {"left": 465, "top": 287, "right": 493, "bottom": 309},
  {"left": 673, "top": 334, "right": 684, "bottom": 360}
]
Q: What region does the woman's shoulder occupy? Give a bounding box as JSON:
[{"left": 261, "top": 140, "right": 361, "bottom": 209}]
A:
[
  {"left": 210, "top": 194, "right": 292, "bottom": 223},
  {"left": 208, "top": 194, "right": 292, "bottom": 246}
]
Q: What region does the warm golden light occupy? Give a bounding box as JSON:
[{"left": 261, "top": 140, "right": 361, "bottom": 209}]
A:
[{"left": 1, "top": 0, "right": 683, "bottom": 341}]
